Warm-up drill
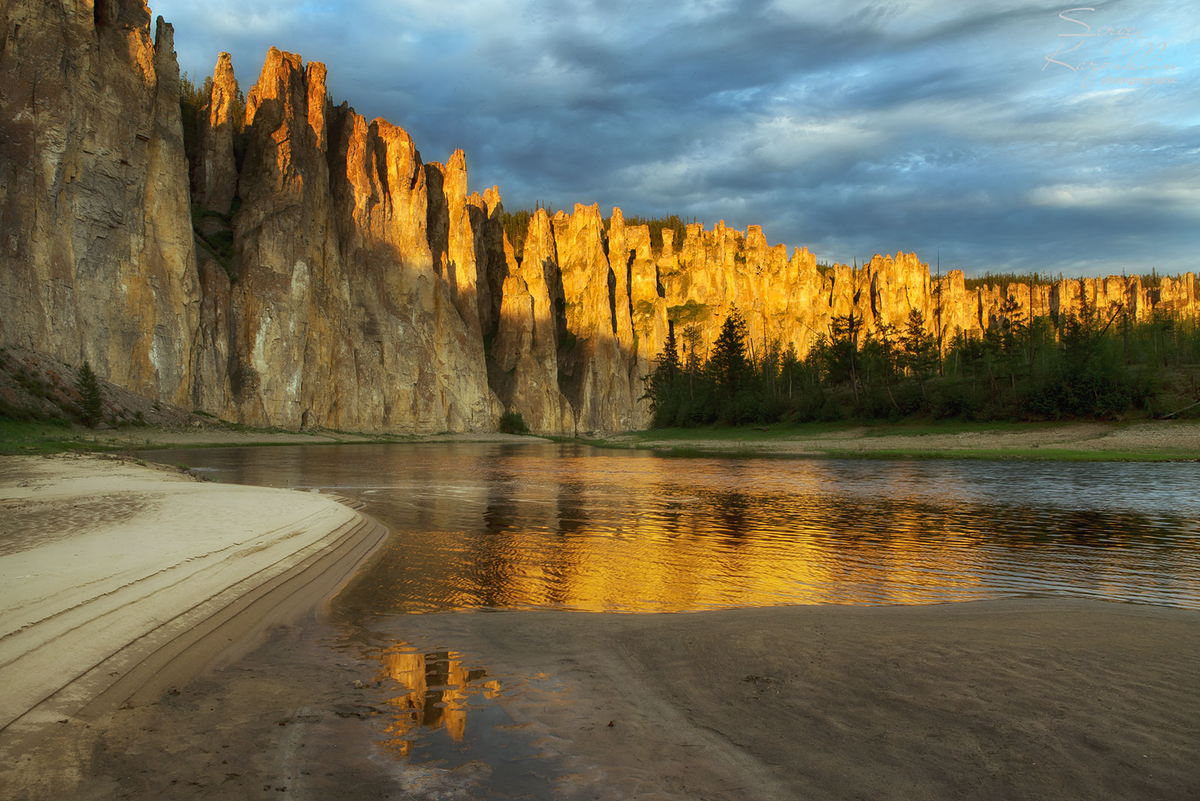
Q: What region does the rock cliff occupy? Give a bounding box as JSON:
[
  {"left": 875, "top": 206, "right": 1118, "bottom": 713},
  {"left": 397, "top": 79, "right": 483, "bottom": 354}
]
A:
[
  {"left": 0, "top": 0, "right": 197, "bottom": 406},
  {"left": 1, "top": 1, "right": 1196, "bottom": 434},
  {"left": 201, "top": 48, "right": 499, "bottom": 431}
]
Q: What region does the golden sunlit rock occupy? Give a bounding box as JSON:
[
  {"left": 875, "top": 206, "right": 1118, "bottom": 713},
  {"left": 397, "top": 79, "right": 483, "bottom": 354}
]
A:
[{"left": 1, "top": 1, "right": 1195, "bottom": 434}]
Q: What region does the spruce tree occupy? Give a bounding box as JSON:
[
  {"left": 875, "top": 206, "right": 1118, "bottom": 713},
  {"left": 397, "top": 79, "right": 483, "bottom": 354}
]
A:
[
  {"left": 76, "top": 360, "right": 104, "bottom": 427},
  {"left": 709, "top": 309, "right": 749, "bottom": 410},
  {"left": 645, "top": 327, "right": 682, "bottom": 427}
]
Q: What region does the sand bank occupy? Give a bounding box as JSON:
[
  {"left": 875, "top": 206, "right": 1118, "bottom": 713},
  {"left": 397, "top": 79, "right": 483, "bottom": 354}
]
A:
[
  {"left": 0, "top": 454, "right": 385, "bottom": 742},
  {"left": 373, "top": 600, "right": 1200, "bottom": 800},
  {"left": 4, "top": 598, "right": 1197, "bottom": 799},
  {"left": 609, "top": 419, "right": 1200, "bottom": 459}
]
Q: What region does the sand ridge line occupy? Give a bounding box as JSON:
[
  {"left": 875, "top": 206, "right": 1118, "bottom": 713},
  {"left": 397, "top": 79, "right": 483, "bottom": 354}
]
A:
[
  {"left": 76, "top": 512, "right": 388, "bottom": 716},
  {"left": 0, "top": 511, "right": 350, "bottom": 680},
  {"left": 0, "top": 454, "right": 389, "bottom": 740},
  {"left": 0, "top": 508, "right": 340, "bottom": 639}
]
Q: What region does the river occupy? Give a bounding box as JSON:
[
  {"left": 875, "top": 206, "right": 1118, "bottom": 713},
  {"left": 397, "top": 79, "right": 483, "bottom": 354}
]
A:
[
  {"left": 147, "top": 442, "right": 1200, "bottom": 614},
  {"left": 141, "top": 442, "right": 1200, "bottom": 792}
]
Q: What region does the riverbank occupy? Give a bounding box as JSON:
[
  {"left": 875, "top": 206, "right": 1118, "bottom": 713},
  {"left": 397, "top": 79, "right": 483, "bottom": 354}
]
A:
[
  {"left": 0, "top": 417, "right": 547, "bottom": 456},
  {"left": 5, "top": 597, "right": 1197, "bottom": 799},
  {"left": 7, "top": 416, "right": 1200, "bottom": 462},
  {"left": 601, "top": 419, "right": 1200, "bottom": 460},
  {"left": 0, "top": 453, "right": 386, "bottom": 780}
]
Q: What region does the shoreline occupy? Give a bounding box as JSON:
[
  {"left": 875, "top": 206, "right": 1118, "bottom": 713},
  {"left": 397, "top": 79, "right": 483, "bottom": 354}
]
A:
[
  {"left": 7, "top": 416, "right": 1200, "bottom": 462},
  {"left": 0, "top": 453, "right": 387, "bottom": 748},
  {"left": 597, "top": 418, "right": 1200, "bottom": 461},
  {"left": 0, "top": 417, "right": 551, "bottom": 456}
]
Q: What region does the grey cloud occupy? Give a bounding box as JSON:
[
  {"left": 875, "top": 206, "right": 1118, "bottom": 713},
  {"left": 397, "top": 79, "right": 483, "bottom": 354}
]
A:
[{"left": 153, "top": 0, "right": 1198, "bottom": 277}]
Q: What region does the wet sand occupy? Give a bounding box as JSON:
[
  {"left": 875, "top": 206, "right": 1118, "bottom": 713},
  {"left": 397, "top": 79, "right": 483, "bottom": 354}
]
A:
[
  {"left": 3, "top": 600, "right": 1197, "bottom": 799},
  {"left": 0, "top": 454, "right": 385, "bottom": 791},
  {"left": 380, "top": 601, "right": 1200, "bottom": 800},
  {"left": 4, "top": 599, "right": 1195, "bottom": 796},
  {"left": 2, "top": 454, "right": 1198, "bottom": 799}
]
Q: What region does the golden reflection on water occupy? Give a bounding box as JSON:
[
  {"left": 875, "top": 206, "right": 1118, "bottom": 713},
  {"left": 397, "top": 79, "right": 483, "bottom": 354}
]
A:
[
  {"left": 374, "top": 645, "right": 500, "bottom": 756},
  {"left": 143, "top": 443, "right": 1200, "bottom": 612},
  {"left": 332, "top": 445, "right": 1200, "bottom": 613},
  {"left": 138, "top": 444, "right": 1200, "bottom": 783}
]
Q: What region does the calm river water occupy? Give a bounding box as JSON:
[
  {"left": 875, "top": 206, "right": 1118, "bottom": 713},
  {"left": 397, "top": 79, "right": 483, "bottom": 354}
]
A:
[
  {"left": 145, "top": 442, "right": 1200, "bottom": 613},
  {"left": 139, "top": 442, "right": 1200, "bottom": 781}
]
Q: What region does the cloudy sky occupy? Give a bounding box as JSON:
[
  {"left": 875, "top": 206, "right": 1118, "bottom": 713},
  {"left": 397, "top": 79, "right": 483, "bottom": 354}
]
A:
[{"left": 151, "top": 0, "right": 1197, "bottom": 278}]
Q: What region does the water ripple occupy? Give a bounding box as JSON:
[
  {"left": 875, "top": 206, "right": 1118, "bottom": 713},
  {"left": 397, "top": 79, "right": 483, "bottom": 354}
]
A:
[{"left": 141, "top": 442, "right": 1200, "bottom": 614}]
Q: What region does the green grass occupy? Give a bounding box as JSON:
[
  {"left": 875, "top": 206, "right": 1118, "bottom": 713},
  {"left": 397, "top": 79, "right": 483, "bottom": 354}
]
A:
[
  {"left": 627, "top": 419, "right": 1046, "bottom": 442},
  {"left": 0, "top": 416, "right": 376, "bottom": 455},
  {"left": 0, "top": 419, "right": 119, "bottom": 455},
  {"left": 604, "top": 420, "right": 1200, "bottom": 462},
  {"left": 818, "top": 448, "right": 1199, "bottom": 462}
]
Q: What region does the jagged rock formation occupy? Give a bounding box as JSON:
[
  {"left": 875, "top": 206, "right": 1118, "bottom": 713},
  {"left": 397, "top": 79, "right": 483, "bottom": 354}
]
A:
[
  {"left": 615, "top": 226, "right": 1198, "bottom": 376},
  {"left": 490, "top": 208, "right": 574, "bottom": 432},
  {"left": 0, "top": 0, "right": 197, "bottom": 406},
  {"left": 1, "top": 0, "right": 1196, "bottom": 435},
  {"left": 194, "top": 51, "right": 240, "bottom": 214},
  {"left": 198, "top": 48, "right": 499, "bottom": 431},
  {"left": 553, "top": 205, "right": 642, "bottom": 433}
]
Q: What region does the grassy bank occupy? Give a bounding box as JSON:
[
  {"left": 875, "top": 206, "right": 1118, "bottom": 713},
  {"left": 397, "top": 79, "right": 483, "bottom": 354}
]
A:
[
  {"left": 0, "top": 419, "right": 119, "bottom": 455},
  {"left": 6, "top": 416, "right": 1198, "bottom": 462},
  {"left": 598, "top": 419, "right": 1200, "bottom": 461},
  {"left": 0, "top": 418, "right": 379, "bottom": 456}
]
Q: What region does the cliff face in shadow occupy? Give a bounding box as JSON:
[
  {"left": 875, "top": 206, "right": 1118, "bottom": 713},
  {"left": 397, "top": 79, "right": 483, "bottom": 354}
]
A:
[
  {"left": 0, "top": 0, "right": 197, "bottom": 407},
  {"left": 1, "top": 2, "right": 1196, "bottom": 434}
]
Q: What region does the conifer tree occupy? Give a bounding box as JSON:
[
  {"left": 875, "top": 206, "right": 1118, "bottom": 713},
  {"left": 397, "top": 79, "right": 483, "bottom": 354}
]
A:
[
  {"left": 76, "top": 360, "right": 104, "bottom": 427},
  {"left": 645, "top": 327, "right": 683, "bottom": 427},
  {"left": 709, "top": 309, "right": 749, "bottom": 403}
]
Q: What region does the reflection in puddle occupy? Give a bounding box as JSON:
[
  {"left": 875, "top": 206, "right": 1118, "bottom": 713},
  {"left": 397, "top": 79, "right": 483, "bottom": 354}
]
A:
[
  {"left": 374, "top": 644, "right": 501, "bottom": 757},
  {"left": 365, "top": 640, "right": 562, "bottom": 797}
]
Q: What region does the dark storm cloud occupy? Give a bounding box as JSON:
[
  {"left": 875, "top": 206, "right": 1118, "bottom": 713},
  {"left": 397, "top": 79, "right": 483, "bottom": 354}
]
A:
[{"left": 153, "top": 0, "right": 1198, "bottom": 277}]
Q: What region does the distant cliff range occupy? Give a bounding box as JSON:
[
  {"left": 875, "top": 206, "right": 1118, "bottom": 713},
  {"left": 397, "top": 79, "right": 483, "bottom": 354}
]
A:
[{"left": 1, "top": 1, "right": 1195, "bottom": 433}]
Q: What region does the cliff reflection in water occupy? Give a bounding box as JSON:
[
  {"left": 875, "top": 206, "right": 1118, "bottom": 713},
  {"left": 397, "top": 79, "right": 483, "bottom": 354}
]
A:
[
  {"left": 374, "top": 644, "right": 500, "bottom": 757},
  {"left": 144, "top": 442, "right": 1200, "bottom": 613}
]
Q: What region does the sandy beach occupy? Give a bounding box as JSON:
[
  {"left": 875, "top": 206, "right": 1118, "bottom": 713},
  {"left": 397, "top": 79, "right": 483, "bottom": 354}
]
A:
[
  {"left": 1, "top": 453, "right": 1198, "bottom": 799},
  {"left": 0, "top": 454, "right": 385, "bottom": 781}
]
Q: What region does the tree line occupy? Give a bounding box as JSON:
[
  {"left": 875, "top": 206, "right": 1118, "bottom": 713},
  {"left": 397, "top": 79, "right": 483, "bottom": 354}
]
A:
[{"left": 644, "top": 298, "right": 1200, "bottom": 427}]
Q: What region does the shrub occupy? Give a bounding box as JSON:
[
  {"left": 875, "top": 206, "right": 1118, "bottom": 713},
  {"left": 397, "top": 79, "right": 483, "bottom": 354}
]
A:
[{"left": 498, "top": 411, "right": 529, "bottom": 434}]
